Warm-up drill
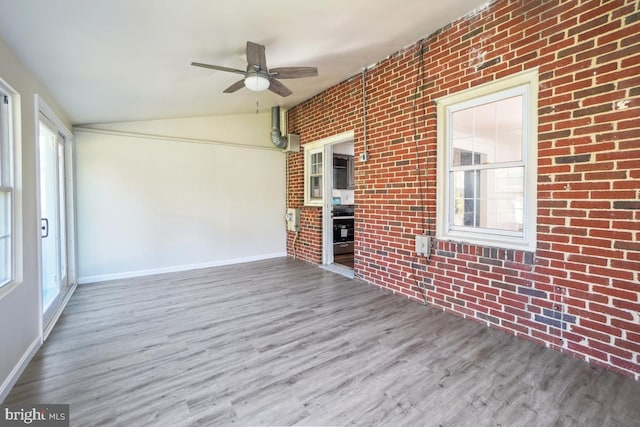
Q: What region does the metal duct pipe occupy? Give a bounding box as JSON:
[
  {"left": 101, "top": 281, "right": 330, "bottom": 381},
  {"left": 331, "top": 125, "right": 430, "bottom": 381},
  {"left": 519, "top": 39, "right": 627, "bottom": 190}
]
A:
[{"left": 271, "top": 106, "right": 288, "bottom": 149}]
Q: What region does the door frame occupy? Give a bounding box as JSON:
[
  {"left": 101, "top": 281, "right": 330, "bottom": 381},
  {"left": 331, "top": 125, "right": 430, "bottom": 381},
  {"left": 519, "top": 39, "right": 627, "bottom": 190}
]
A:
[
  {"left": 319, "top": 132, "right": 354, "bottom": 268},
  {"left": 35, "top": 95, "right": 77, "bottom": 339}
]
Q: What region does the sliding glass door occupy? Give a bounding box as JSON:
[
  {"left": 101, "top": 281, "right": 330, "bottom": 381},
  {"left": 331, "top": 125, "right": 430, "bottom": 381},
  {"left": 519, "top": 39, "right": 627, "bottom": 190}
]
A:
[{"left": 39, "top": 116, "right": 68, "bottom": 326}]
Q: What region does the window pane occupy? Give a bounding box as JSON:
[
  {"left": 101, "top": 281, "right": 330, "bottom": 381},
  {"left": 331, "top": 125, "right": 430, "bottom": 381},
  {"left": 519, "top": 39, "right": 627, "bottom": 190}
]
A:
[
  {"left": 311, "top": 152, "right": 322, "bottom": 175},
  {"left": 58, "top": 142, "right": 67, "bottom": 277},
  {"left": 0, "top": 191, "right": 10, "bottom": 284},
  {"left": 0, "top": 190, "right": 9, "bottom": 237},
  {"left": 452, "top": 108, "right": 473, "bottom": 139},
  {"left": 310, "top": 176, "right": 322, "bottom": 199},
  {"left": 496, "top": 129, "right": 522, "bottom": 163},
  {"left": 0, "top": 237, "right": 9, "bottom": 285},
  {"left": 452, "top": 95, "right": 523, "bottom": 166},
  {"left": 473, "top": 102, "right": 497, "bottom": 163},
  {"left": 452, "top": 108, "right": 473, "bottom": 166},
  {"left": 483, "top": 167, "right": 524, "bottom": 231},
  {"left": 452, "top": 170, "right": 480, "bottom": 227},
  {"left": 495, "top": 96, "right": 523, "bottom": 163},
  {"left": 452, "top": 167, "right": 524, "bottom": 232}
]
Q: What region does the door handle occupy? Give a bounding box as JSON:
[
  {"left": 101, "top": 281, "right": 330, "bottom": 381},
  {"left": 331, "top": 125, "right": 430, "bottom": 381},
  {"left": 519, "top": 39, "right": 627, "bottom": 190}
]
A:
[{"left": 41, "top": 218, "right": 49, "bottom": 238}]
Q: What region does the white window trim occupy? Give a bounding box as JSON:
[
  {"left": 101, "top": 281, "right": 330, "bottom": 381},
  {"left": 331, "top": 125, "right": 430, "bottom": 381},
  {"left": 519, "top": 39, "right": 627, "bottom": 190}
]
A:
[
  {"left": 303, "top": 131, "right": 354, "bottom": 207},
  {"left": 436, "top": 68, "right": 538, "bottom": 252},
  {"left": 0, "top": 78, "right": 22, "bottom": 300},
  {"left": 304, "top": 147, "right": 324, "bottom": 207}
]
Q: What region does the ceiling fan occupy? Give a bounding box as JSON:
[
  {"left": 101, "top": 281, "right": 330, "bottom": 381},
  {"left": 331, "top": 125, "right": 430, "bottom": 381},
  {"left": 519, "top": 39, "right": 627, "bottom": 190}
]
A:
[{"left": 191, "top": 41, "right": 318, "bottom": 97}]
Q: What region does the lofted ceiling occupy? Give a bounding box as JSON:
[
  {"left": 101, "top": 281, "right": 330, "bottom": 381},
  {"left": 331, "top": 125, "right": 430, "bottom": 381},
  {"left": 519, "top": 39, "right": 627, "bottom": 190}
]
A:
[{"left": 0, "top": 0, "right": 487, "bottom": 125}]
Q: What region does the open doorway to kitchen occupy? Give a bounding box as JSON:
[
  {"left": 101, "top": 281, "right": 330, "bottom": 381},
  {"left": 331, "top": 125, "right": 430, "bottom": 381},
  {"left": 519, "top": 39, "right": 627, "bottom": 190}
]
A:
[{"left": 323, "top": 139, "right": 355, "bottom": 276}]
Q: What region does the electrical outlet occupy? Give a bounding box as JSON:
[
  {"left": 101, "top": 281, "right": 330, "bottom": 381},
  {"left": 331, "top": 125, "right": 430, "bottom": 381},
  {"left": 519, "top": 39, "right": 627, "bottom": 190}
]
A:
[
  {"left": 359, "top": 151, "right": 369, "bottom": 162},
  {"left": 415, "top": 234, "right": 431, "bottom": 257}
]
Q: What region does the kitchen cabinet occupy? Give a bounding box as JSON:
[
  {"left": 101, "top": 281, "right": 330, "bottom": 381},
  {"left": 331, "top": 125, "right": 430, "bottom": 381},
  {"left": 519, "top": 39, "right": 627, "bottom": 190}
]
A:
[{"left": 333, "top": 154, "right": 354, "bottom": 190}]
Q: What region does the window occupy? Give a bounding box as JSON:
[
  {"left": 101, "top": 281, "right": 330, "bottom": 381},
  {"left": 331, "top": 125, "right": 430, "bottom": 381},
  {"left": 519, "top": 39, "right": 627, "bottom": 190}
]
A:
[
  {"left": 436, "top": 69, "right": 538, "bottom": 251},
  {"left": 0, "top": 87, "right": 13, "bottom": 287},
  {"left": 304, "top": 144, "right": 324, "bottom": 206},
  {"left": 308, "top": 150, "right": 323, "bottom": 202},
  {"left": 303, "top": 131, "right": 354, "bottom": 207}
]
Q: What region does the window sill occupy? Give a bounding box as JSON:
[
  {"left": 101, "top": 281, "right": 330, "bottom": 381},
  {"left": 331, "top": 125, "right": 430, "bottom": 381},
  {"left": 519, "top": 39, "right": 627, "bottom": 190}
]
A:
[{"left": 437, "top": 232, "right": 536, "bottom": 253}]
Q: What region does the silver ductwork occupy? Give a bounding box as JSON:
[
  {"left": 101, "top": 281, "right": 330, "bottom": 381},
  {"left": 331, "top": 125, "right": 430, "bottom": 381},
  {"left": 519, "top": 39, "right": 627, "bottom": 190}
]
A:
[{"left": 271, "top": 106, "right": 288, "bottom": 149}]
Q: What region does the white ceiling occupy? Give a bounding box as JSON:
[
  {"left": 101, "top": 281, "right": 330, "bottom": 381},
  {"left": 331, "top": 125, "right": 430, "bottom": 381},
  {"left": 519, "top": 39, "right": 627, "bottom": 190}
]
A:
[{"left": 0, "top": 0, "right": 487, "bottom": 125}]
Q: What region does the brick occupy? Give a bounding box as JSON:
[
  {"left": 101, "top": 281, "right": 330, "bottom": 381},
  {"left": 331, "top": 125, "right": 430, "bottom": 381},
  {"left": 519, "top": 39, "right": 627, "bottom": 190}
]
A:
[
  {"left": 614, "top": 241, "right": 640, "bottom": 251},
  {"left": 589, "top": 340, "right": 634, "bottom": 360},
  {"left": 573, "top": 103, "right": 614, "bottom": 118},
  {"left": 590, "top": 265, "right": 634, "bottom": 280},
  {"left": 534, "top": 314, "right": 566, "bottom": 330},
  {"left": 610, "top": 356, "right": 640, "bottom": 375},
  {"left": 595, "top": 128, "right": 640, "bottom": 142},
  {"left": 567, "top": 342, "right": 609, "bottom": 362},
  {"left": 573, "top": 83, "right": 616, "bottom": 99},
  {"left": 613, "top": 299, "right": 640, "bottom": 313},
  {"left": 555, "top": 154, "right": 592, "bottom": 164},
  {"left": 613, "top": 201, "right": 640, "bottom": 210},
  {"left": 628, "top": 332, "right": 640, "bottom": 345},
  {"left": 593, "top": 285, "right": 638, "bottom": 302},
  {"left": 578, "top": 321, "right": 621, "bottom": 342},
  {"left": 612, "top": 319, "right": 640, "bottom": 335},
  {"left": 626, "top": 11, "right": 640, "bottom": 25},
  {"left": 542, "top": 308, "right": 577, "bottom": 324},
  {"left": 589, "top": 302, "right": 635, "bottom": 321},
  {"left": 569, "top": 325, "right": 610, "bottom": 343},
  {"left": 288, "top": 0, "right": 640, "bottom": 380},
  {"left": 597, "top": 44, "right": 640, "bottom": 65}
]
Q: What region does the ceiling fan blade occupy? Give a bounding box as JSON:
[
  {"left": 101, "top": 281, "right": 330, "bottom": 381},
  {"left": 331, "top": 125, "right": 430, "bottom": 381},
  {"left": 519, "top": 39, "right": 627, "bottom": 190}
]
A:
[
  {"left": 269, "top": 67, "right": 318, "bottom": 79},
  {"left": 246, "top": 41, "right": 267, "bottom": 70},
  {"left": 268, "top": 79, "right": 292, "bottom": 97},
  {"left": 223, "top": 79, "right": 246, "bottom": 93},
  {"left": 191, "top": 62, "right": 246, "bottom": 76}
]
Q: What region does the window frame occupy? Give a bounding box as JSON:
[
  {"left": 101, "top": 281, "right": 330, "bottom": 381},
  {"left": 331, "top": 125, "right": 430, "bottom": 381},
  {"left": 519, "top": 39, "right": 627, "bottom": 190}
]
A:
[
  {"left": 0, "top": 78, "right": 20, "bottom": 294},
  {"left": 436, "top": 69, "right": 538, "bottom": 251},
  {"left": 305, "top": 147, "right": 323, "bottom": 206}
]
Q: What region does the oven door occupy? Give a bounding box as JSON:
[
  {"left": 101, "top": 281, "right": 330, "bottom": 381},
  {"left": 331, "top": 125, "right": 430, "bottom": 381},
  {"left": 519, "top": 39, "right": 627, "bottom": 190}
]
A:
[{"left": 333, "top": 218, "right": 354, "bottom": 243}]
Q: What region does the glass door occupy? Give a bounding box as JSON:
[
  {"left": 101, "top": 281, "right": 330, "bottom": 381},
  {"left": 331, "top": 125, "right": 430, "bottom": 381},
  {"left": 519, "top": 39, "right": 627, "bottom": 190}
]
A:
[{"left": 39, "top": 117, "right": 68, "bottom": 326}]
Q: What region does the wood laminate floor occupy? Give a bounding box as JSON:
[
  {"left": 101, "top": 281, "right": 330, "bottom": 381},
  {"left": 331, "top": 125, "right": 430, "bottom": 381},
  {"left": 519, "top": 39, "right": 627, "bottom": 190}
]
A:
[{"left": 6, "top": 258, "right": 640, "bottom": 426}]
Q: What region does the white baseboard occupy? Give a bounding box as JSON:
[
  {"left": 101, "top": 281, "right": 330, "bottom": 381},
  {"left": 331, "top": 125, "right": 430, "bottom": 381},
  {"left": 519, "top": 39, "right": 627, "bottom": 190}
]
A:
[
  {"left": 43, "top": 282, "right": 78, "bottom": 341},
  {"left": 0, "top": 337, "right": 40, "bottom": 403},
  {"left": 78, "top": 252, "right": 287, "bottom": 284}
]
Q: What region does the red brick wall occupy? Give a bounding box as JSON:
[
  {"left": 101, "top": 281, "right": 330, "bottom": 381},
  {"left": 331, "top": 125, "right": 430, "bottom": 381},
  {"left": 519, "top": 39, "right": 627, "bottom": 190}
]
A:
[{"left": 286, "top": 0, "right": 640, "bottom": 379}]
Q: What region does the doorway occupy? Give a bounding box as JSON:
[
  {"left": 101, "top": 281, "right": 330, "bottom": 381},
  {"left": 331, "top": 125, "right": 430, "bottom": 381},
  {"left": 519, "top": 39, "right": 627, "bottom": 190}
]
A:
[
  {"left": 38, "top": 113, "right": 73, "bottom": 330},
  {"left": 322, "top": 140, "right": 355, "bottom": 276}
]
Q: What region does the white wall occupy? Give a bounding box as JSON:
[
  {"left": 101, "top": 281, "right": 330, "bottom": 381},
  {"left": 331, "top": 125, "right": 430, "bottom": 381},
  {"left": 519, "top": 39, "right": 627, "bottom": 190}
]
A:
[
  {"left": 75, "top": 113, "right": 287, "bottom": 283},
  {"left": 0, "top": 37, "right": 72, "bottom": 400}
]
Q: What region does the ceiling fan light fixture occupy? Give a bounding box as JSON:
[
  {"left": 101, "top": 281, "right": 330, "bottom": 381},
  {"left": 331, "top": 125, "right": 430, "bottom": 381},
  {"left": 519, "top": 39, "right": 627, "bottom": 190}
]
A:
[
  {"left": 244, "top": 72, "right": 270, "bottom": 92},
  {"left": 192, "top": 41, "right": 316, "bottom": 97}
]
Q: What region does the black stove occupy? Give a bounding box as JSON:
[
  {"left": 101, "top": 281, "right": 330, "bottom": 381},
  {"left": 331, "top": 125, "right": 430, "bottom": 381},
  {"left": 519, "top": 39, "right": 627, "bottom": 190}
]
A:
[{"left": 333, "top": 205, "right": 354, "bottom": 244}]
